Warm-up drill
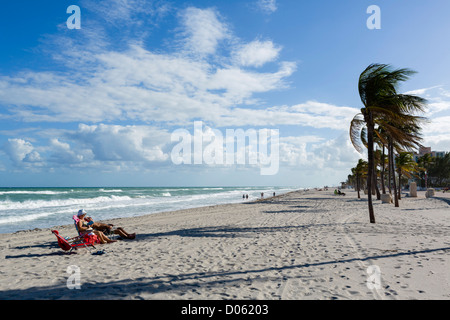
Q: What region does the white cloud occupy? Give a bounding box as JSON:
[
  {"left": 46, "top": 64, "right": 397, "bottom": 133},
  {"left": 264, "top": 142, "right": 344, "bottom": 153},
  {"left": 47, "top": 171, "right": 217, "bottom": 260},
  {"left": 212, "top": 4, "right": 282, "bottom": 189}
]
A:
[
  {"left": 403, "top": 86, "right": 450, "bottom": 152},
  {"left": 257, "top": 0, "right": 278, "bottom": 14},
  {"left": 233, "top": 40, "right": 281, "bottom": 67},
  {"left": 0, "top": 6, "right": 303, "bottom": 129},
  {"left": 278, "top": 134, "right": 361, "bottom": 169},
  {"left": 82, "top": 0, "right": 169, "bottom": 25},
  {"left": 2, "top": 139, "right": 41, "bottom": 166},
  {"left": 403, "top": 86, "right": 450, "bottom": 116},
  {"left": 0, "top": 3, "right": 366, "bottom": 182},
  {"left": 48, "top": 138, "right": 84, "bottom": 164},
  {"left": 423, "top": 135, "right": 450, "bottom": 151},
  {"left": 0, "top": 42, "right": 297, "bottom": 126},
  {"left": 1, "top": 124, "right": 173, "bottom": 171},
  {"left": 403, "top": 85, "right": 441, "bottom": 96},
  {"left": 179, "top": 7, "right": 230, "bottom": 56},
  {"left": 213, "top": 101, "right": 358, "bottom": 129},
  {"left": 67, "top": 124, "right": 170, "bottom": 163},
  {"left": 423, "top": 116, "right": 450, "bottom": 135}
]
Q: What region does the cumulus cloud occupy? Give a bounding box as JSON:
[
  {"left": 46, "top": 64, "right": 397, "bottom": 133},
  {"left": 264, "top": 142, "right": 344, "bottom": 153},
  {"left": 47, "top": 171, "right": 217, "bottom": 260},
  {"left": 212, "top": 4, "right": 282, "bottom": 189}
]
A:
[
  {"left": 67, "top": 124, "right": 170, "bottom": 163},
  {"left": 2, "top": 139, "right": 42, "bottom": 166},
  {"left": 48, "top": 138, "right": 84, "bottom": 165}
]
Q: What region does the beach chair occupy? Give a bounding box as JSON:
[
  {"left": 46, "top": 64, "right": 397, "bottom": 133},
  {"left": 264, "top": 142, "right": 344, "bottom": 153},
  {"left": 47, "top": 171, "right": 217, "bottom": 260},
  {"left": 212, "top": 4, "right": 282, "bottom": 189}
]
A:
[{"left": 51, "top": 230, "right": 96, "bottom": 253}]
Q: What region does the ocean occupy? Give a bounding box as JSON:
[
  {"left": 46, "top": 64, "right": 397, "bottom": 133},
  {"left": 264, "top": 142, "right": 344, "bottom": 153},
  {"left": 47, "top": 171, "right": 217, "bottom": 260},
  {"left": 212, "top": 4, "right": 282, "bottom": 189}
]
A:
[{"left": 0, "top": 186, "right": 298, "bottom": 234}]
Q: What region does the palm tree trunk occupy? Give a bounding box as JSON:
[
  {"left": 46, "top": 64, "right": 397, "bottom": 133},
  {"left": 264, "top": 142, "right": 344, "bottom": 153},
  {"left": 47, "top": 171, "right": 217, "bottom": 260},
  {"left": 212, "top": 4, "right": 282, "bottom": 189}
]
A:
[
  {"left": 381, "top": 144, "right": 386, "bottom": 194},
  {"left": 390, "top": 142, "right": 399, "bottom": 207},
  {"left": 398, "top": 169, "right": 402, "bottom": 200},
  {"left": 375, "top": 183, "right": 381, "bottom": 200},
  {"left": 366, "top": 115, "right": 376, "bottom": 223},
  {"left": 374, "top": 167, "right": 380, "bottom": 200},
  {"left": 357, "top": 174, "right": 361, "bottom": 199},
  {"left": 388, "top": 142, "right": 392, "bottom": 194}
]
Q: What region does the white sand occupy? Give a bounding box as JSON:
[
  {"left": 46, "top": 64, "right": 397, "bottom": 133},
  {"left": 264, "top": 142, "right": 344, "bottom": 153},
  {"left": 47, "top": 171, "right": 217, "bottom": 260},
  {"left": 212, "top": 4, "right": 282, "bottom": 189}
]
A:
[{"left": 0, "top": 189, "right": 449, "bottom": 300}]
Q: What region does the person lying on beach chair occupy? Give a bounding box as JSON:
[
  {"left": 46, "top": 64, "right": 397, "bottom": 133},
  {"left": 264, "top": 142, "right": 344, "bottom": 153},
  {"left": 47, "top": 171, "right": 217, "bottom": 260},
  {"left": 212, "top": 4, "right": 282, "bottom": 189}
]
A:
[{"left": 76, "top": 209, "right": 136, "bottom": 240}]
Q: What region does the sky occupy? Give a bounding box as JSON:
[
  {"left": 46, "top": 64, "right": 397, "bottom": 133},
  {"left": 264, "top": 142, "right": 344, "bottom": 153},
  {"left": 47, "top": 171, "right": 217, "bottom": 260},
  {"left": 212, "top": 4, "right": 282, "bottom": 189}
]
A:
[{"left": 0, "top": 0, "right": 449, "bottom": 187}]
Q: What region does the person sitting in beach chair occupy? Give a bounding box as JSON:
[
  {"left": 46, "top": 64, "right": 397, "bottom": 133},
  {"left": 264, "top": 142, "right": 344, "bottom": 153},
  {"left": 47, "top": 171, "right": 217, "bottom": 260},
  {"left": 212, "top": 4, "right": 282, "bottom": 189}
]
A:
[
  {"left": 75, "top": 209, "right": 136, "bottom": 240},
  {"left": 74, "top": 210, "right": 117, "bottom": 244}
]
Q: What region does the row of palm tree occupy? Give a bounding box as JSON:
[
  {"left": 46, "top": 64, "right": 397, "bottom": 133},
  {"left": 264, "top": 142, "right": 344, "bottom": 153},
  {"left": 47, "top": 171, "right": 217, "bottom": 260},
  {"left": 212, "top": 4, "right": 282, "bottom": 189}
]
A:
[
  {"left": 417, "top": 152, "right": 450, "bottom": 187},
  {"left": 347, "top": 151, "right": 449, "bottom": 205},
  {"left": 347, "top": 150, "right": 421, "bottom": 201},
  {"left": 349, "top": 63, "right": 428, "bottom": 223}
]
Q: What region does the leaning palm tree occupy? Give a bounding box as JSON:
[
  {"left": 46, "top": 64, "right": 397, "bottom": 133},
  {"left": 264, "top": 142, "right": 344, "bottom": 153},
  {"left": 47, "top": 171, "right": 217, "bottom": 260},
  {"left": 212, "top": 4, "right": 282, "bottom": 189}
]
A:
[{"left": 350, "top": 63, "right": 427, "bottom": 222}]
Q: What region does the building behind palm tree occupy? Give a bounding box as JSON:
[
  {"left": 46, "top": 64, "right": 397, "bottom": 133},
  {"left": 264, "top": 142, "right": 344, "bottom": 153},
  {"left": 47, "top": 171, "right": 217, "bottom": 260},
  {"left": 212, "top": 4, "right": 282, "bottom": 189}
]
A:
[{"left": 413, "top": 146, "right": 445, "bottom": 162}]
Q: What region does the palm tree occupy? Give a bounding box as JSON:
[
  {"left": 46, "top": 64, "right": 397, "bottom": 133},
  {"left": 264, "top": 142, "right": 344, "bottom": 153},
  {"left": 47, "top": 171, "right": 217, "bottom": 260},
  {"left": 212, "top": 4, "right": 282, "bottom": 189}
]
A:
[
  {"left": 352, "top": 159, "right": 368, "bottom": 199},
  {"left": 373, "top": 148, "right": 382, "bottom": 199},
  {"left": 417, "top": 153, "right": 433, "bottom": 188},
  {"left": 373, "top": 126, "right": 391, "bottom": 194},
  {"left": 350, "top": 63, "right": 427, "bottom": 222},
  {"left": 427, "top": 153, "right": 450, "bottom": 187},
  {"left": 384, "top": 117, "right": 426, "bottom": 206},
  {"left": 395, "top": 152, "right": 422, "bottom": 199}
]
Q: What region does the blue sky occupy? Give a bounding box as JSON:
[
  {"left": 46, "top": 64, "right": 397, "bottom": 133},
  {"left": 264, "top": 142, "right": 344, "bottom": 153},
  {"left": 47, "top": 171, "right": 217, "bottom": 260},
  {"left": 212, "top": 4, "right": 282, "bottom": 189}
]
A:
[{"left": 0, "top": 0, "right": 449, "bottom": 187}]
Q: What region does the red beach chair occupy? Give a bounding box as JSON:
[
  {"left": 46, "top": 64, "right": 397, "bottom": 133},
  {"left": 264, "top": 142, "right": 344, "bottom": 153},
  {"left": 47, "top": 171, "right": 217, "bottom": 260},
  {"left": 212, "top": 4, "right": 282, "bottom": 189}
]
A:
[{"left": 51, "top": 230, "right": 96, "bottom": 253}]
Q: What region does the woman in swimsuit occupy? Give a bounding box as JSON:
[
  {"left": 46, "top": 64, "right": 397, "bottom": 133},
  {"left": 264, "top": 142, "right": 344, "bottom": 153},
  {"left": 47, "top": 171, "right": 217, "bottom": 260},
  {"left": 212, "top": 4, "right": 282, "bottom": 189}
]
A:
[{"left": 76, "top": 211, "right": 117, "bottom": 244}]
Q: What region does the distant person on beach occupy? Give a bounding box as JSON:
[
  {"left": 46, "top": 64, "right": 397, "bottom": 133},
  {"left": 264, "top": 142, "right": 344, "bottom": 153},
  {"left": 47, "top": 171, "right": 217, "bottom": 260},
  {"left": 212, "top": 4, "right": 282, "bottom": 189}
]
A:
[
  {"left": 246, "top": 194, "right": 248, "bottom": 199},
  {"left": 273, "top": 192, "right": 276, "bottom": 197},
  {"left": 76, "top": 209, "right": 136, "bottom": 240},
  {"left": 261, "top": 192, "right": 264, "bottom": 198}
]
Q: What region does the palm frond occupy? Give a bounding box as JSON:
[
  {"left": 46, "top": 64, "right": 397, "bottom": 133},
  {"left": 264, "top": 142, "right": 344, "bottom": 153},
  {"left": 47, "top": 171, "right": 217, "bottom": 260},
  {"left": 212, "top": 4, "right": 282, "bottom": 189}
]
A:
[{"left": 349, "top": 113, "right": 366, "bottom": 154}]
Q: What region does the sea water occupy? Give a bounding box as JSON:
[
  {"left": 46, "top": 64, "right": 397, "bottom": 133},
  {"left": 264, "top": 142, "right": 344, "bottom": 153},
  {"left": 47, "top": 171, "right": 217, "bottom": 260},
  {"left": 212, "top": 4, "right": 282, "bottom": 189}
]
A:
[{"left": 0, "top": 186, "right": 298, "bottom": 234}]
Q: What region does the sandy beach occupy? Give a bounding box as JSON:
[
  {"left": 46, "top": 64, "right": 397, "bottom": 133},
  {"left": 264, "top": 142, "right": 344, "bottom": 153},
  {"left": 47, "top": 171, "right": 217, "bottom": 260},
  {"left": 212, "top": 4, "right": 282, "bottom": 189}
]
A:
[{"left": 0, "top": 189, "right": 449, "bottom": 300}]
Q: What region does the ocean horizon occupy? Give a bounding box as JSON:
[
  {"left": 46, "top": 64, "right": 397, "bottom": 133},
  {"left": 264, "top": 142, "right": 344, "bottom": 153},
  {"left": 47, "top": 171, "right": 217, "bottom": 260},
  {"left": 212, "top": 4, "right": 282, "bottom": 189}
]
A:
[{"left": 0, "top": 186, "right": 300, "bottom": 234}]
